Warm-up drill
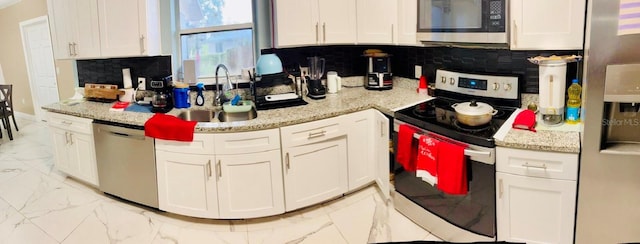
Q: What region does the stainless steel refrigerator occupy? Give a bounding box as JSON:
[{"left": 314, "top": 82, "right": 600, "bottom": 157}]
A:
[{"left": 577, "top": 0, "right": 640, "bottom": 243}]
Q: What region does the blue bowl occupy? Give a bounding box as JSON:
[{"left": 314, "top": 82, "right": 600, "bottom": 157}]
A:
[{"left": 256, "top": 54, "right": 283, "bottom": 76}]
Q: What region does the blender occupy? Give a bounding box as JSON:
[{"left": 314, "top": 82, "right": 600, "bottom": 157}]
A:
[{"left": 306, "top": 56, "right": 326, "bottom": 99}]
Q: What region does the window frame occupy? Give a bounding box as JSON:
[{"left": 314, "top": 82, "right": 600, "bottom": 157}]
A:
[{"left": 173, "top": 1, "right": 256, "bottom": 85}]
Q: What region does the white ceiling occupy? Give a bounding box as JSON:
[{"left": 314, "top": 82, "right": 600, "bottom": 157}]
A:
[{"left": 0, "top": 0, "right": 20, "bottom": 10}]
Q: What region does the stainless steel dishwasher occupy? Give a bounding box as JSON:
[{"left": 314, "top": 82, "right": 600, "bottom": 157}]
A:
[{"left": 93, "top": 121, "right": 158, "bottom": 208}]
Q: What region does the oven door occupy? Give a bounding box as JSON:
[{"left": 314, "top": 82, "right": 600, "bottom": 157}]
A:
[
  {"left": 392, "top": 119, "right": 496, "bottom": 241},
  {"left": 417, "top": 0, "right": 507, "bottom": 44}
]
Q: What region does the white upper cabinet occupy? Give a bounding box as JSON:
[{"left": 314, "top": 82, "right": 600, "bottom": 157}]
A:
[
  {"left": 98, "top": 0, "right": 170, "bottom": 57},
  {"left": 396, "top": 0, "right": 418, "bottom": 46},
  {"left": 356, "top": 0, "right": 398, "bottom": 44},
  {"left": 274, "top": 0, "right": 356, "bottom": 47},
  {"left": 47, "top": 0, "right": 101, "bottom": 59},
  {"left": 510, "top": 0, "right": 586, "bottom": 50}
]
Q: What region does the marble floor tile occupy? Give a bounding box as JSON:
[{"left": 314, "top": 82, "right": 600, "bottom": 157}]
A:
[
  {"left": 0, "top": 197, "right": 57, "bottom": 244},
  {"left": 328, "top": 195, "right": 377, "bottom": 244},
  {"left": 247, "top": 215, "right": 340, "bottom": 244}
]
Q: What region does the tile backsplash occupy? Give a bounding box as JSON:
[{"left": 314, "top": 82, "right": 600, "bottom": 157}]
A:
[
  {"left": 77, "top": 56, "right": 172, "bottom": 88},
  {"left": 266, "top": 45, "right": 583, "bottom": 94}
]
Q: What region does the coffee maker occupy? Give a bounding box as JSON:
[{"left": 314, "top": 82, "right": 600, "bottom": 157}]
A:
[
  {"left": 365, "top": 55, "right": 393, "bottom": 90},
  {"left": 150, "top": 77, "right": 173, "bottom": 113},
  {"left": 306, "top": 56, "right": 326, "bottom": 99}
]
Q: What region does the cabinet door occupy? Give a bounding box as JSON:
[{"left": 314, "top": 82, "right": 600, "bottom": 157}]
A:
[
  {"left": 50, "top": 126, "right": 72, "bottom": 173},
  {"left": 274, "top": 0, "right": 320, "bottom": 47},
  {"left": 373, "top": 110, "right": 390, "bottom": 200},
  {"left": 356, "top": 0, "right": 398, "bottom": 44},
  {"left": 98, "top": 0, "right": 145, "bottom": 56},
  {"left": 282, "top": 138, "right": 348, "bottom": 211},
  {"left": 318, "top": 0, "right": 356, "bottom": 44},
  {"left": 510, "top": 0, "right": 586, "bottom": 50},
  {"left": 396, "top": 0, "right": 418, "bottom": 45},
  {"left": 344, "top": 110, "right": 374, "bottom": 190},
  {"left": 496, "top": 172, "right": 577, "bottom": 244},
  {"left": 70, "top": 133, "right": 99, "bottom": 186},
  {"left": 216, "top": 150, "right": 285, "bottom": 218},
  {"left": 47, "top": 0, "right": 75, "bottom": 59},
  {"left": 72, "top": 0, "right": 101, "bottom": 58},
  {"left": 156, "top": 151, "right": 219, "bottom": 218}
]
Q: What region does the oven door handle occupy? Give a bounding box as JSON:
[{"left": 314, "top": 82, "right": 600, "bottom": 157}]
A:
[{"left": 464, "top": 149, "right": 491, "bottom": 158}]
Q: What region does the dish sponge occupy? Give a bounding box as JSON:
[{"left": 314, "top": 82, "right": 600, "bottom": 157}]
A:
[{"left": 223, "top": 100, "right": 254, "bottom": 113}]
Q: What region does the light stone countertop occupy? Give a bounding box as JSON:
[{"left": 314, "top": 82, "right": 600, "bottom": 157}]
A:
[{"left": 43, "top": 77, "right": 432, "bottom": 133}]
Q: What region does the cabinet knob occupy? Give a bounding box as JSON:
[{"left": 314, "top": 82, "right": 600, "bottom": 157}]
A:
[{"left": 492, "top": 82, "right": 500, "bottom": 91}]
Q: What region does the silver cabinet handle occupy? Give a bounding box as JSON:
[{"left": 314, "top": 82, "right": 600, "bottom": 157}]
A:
[
  {"left": 68, "top": 133, "right": 73, "bottom": 145},
  {"left": 217, "top": 160, "right": 222, "bottom": 178},
  {"left": 207, "top": 160, "right": 212, "bottom": 178},
  {"left": 72, "top": 42, "right": 78, "bottom": 56},
  {"left": 64, "top": 132, "right": 70, "bottom": 145},
  {"left": 498, "top": 179, "right": 503, "bottom": 199},
  {"left": 140, "top": 35, "right": 145, "bottom": 54},
  {"left": 323, "top": 23, "right": 326, "bottom": 43},
  {"left": 512, "top": 20, "right": 517, "bottom": 47},
  {"left": 62, "top": 120, "right": 73, "bottom": 126},
  {"left": 68, "top": 43, "right": 73, "bottom": 57},
  {"left": 308, "top": 130, "right": 326, "bottom": 139},
  {"left": 315, "top": 23, "right": 319, "bottom": 43},
  {"left": 391, "top": 24, "right": 394, "bottom": 43},
  {"left": 522, "top": 162, "right": 547, "bottom": 170},
  {"left": 285, "top": 152, "right": 290, "bottom": 170}
]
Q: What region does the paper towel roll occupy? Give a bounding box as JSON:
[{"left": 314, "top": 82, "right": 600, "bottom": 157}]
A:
[{"left": 122, "top": 68, "right": 133, "bottom": 88}]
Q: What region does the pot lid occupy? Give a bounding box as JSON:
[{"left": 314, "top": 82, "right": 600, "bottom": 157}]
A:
[{"left": 453, "top": 100, "right": 495, "bottom": 115}]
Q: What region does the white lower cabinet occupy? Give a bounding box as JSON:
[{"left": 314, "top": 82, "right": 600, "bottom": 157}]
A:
[
  {"left": 216, "top": 150, "right": 284, "bottom": 218},
  {"left": 48, "top": 112, "right": 98, "bottom": 186},
  {"left": 496, "top": 147, "right": 579, "bottom": 244},
  {"left": 155, "top": 150, "right": 219, "bottom": 218},
  {"left": 344, "top": 110, "right": 374, "bottom": 190}
]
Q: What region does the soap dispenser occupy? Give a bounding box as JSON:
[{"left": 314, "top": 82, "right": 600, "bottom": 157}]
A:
[{"left": 195, "top": 82, "right": 205, "bottom": 106}]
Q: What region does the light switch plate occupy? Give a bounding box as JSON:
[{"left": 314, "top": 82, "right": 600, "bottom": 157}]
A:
[{"left": 414, "top": 65, "right": 422, "bottom": 79}]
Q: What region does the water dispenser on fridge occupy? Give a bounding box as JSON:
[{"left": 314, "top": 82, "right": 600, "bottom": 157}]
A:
[{"left": 602, "top": 63, "right": 640, "bottom": 151}]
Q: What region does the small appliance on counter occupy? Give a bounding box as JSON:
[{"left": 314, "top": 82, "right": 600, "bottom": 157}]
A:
[
  {"left": 150, "top": 77, "right": 173, "bottom": 113},
  {"left": 528, "top": 55, "right": 582, "bottom": 125},
  {"left": 306, "top": 56, "right": 326, "bottom": 99},
  {"left": 363, "top": 50, "right": 393, "bottom": 90},
  {"left": 251, "top": 53, "right": 307, "bottom": 110}
]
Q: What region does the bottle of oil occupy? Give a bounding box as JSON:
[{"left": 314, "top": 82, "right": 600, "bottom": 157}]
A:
[{"left": 566, "top": 79, "right": 582, "bottom": 124}]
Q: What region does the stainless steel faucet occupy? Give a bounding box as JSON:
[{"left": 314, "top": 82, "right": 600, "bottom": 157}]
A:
[{"left": 214, "top": 64, "right": 232, "bottom": 106}]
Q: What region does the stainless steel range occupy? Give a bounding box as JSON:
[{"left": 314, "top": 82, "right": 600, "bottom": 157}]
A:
[{"left": 393, "top": 69, "right": 520, "bottom": 242}]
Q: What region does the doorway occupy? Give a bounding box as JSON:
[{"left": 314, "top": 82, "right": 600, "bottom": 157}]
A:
[{"left": 20, "top": 16, "right": 60, "bottom": 122}]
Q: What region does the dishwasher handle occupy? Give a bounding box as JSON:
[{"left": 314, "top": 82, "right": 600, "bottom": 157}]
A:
[{"left": 106, "top": 131, "right": 147, "bottom": 140}]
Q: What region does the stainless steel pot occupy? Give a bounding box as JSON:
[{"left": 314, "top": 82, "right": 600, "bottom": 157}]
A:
[{"left": 451, "top": 100, "right": 498, "bottom": 126}]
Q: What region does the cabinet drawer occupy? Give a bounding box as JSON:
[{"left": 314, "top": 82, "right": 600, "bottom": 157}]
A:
[
  {"left": 214, "top": 128, "right": 280, "bottom": 154},
  {"left": 47, "top": 112, "right": 93, "bottom": 134},
  {"left": 280, "top": 116, "right": 345, "bottom": 148},
  {"left": 496, "top": 147, "right": 579, "bottom": 181},
  {"left": 155, "top": 133, "right": 215, "bottom": 155}
]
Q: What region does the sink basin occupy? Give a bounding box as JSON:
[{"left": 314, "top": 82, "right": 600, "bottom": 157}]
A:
[
  {"left": 177, "top": 109, "right": 214, "bottom": 122},
  {"left": 218, "top": 107, "right": 258, "bottom": 122}
]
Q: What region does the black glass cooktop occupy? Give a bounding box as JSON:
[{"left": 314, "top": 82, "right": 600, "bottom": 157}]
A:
[{"left": 395, "top": 97, "right": 518, "bottom": 148}]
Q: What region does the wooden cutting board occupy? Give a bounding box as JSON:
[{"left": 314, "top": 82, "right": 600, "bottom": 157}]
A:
[{"left": 84, "top": 83, "right": 124, "bottom": 100}]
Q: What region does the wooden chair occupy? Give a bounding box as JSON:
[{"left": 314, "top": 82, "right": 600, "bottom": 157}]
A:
[{"left": 0, "top": 84, "right": 17, "bottom": 140}]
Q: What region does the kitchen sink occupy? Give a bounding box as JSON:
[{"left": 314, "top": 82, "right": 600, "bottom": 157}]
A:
[
  {"left": 177, "top": 109, "right": 214, "bottom": 122},
  {"left": 218, "top": 107, "right": 258, "bottom": 122}
]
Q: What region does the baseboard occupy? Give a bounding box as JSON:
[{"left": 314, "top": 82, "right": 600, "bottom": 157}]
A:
[{"left": 15, "top": 112, "right": 36, "bottom": 121}]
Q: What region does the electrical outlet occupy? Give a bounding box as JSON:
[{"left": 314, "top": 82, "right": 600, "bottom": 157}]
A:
[
  {"left": 137, "top": 77, "right": 146, "bottom": 90},
  {"left": 300, "top": 67, "right": 309, "bottom": 76},
  {"left": 414, "top": 65, "right": 422, "bottom": 79}
]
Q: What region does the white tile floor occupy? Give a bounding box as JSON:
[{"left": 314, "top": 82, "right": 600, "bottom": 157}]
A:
[{"left": 0, "top": 118, "right": 443, "bottom": 243}]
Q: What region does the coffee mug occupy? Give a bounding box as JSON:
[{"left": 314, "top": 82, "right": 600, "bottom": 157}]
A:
[
  {"left": 327, "top": 71, "right": 341, "bottom": 94},
  {"left": 118, "top": 88, "right": 135, "bottom": 102}
]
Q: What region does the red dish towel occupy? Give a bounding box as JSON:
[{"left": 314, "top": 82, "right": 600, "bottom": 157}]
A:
[
  {"left": 396, "top": 124, "right": 420, "bottom": 172},
  {"left": 436, "top": 140, "right": 468, "bottom": 195},
  {"left": 416, "top": 134, "right": 439, "bottom": 186},
  {"left": 144, "top": 113, "right": 197, "bottom": 142}
]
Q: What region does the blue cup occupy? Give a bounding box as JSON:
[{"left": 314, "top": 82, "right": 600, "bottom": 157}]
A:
[{"left": 173, "top": 87, "right": 190, "bottom": 108}]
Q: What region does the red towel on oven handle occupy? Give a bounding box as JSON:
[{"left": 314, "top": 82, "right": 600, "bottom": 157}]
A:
[
  {"left": 396, "top": 124, "right": 419, "bottom": 172},
  {"left": 144, "top": 113, "right": 197, "bottom": 142},
  {"left": 436, "top": 140, "right": 468, "bottom": 195},
  {"left": 416, "top": 134, "right": 439, "bottom": 185}
]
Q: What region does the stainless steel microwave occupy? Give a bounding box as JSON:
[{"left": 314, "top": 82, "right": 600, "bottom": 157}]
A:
[{"left": 417, "top": 0, "right": 508, "bottom": 44}]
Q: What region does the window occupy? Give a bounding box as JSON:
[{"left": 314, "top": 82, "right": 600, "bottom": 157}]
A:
[{"left": 177, "top": 0, "right": 254, "bottom": 84}]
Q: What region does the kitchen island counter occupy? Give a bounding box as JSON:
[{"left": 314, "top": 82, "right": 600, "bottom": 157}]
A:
[{"left": 43, "top": 78, "right": 431, "bottom": 132}]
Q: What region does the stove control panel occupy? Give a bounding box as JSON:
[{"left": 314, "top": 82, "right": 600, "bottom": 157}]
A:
[{"left": 435, "top": 69, "right": 519, "bottom": 100}]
